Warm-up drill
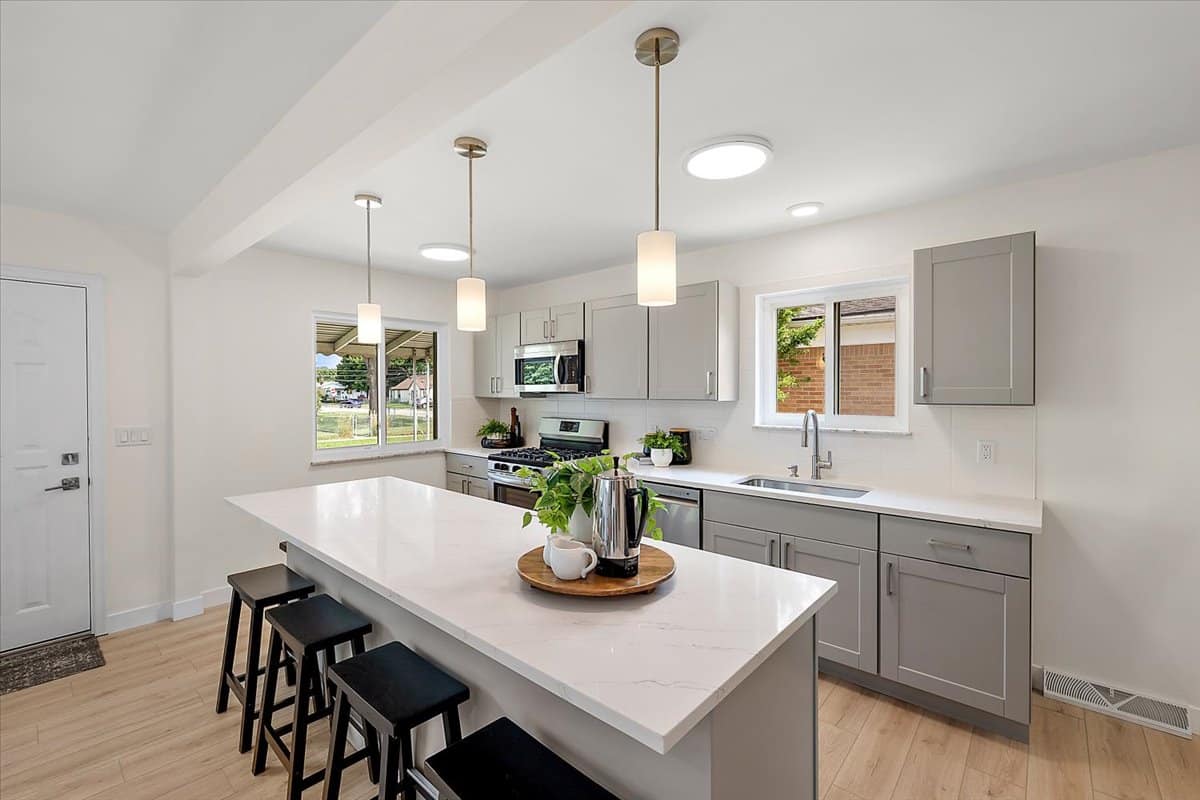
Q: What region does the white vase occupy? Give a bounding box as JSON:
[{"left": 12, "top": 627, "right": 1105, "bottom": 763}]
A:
[
  {"left": 569, "top": 506, "right": 593, "bottom": 543},
  {"left": 650, "top": 448, "right": 673, "bottom": 467}
]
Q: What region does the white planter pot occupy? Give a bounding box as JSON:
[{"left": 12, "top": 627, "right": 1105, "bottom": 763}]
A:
[
  {"left": 650, "top": 448, "right": 673, "bottom": 467},
  {"left": 569, "top": 506, "right": 593, "bottom": 543}
]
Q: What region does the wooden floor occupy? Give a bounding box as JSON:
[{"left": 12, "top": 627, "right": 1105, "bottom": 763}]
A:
[{"left": 1, "top": 606, "right": 1197, "bottom": 800}]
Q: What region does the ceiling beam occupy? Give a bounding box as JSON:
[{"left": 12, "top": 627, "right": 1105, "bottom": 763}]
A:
[
  {"left": 332, "top": 327, "right": 358, "bottom": 353},
  {"left": 385, "top": 330, "right": 423, "bottom": 356},
  {"left": 168, "top": 0, "right": 628, "bottom": 275}
]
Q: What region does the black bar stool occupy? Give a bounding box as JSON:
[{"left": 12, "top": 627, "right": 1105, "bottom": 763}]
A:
[
  {"left": 253, "top": 594, "right": 373, "bottom": 800},
  {"left": 216, "top": 564, "right": 316, "bottom": 753},
  {"left": 426, "top": 717, "right": 620, "bottom": 799},
  {"left": 322, "top": 641, "right": 469, "bottom": 800}
]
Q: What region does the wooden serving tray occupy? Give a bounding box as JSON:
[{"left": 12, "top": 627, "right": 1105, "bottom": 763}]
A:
[{"left": 517, "top": 544, "right": 675, "bottom": 597}]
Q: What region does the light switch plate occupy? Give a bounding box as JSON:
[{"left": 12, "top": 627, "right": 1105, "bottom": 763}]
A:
[{"left": 115, "top": 426, "right": 152, "bottom": 447}]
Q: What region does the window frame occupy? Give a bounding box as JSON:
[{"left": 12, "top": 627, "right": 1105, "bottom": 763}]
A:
[
  {"left": 755, "top": 277, "right": 910, "bottom": 433},
  {"left": 311, "top": 310, "right": 450, "bottom": 464}
]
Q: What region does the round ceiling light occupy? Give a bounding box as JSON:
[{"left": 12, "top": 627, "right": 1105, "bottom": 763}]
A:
[
  {"left": 685, "top": 137, "right": 772, "bottom": 180},
  {"left": 786, "top": 201, "right": 824, "bottom": 218},
  {"left": 419, "top": 243, "right": 470, "bottom": 262}
]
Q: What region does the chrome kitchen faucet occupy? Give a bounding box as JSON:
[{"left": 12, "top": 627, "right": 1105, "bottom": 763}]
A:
[{"left": 798, "top": 409, "right": 833, "bottom": 480}]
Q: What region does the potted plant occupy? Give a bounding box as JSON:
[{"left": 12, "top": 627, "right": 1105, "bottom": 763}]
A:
[
  {"left": 640, "top": 428, "right": 686, "bottom": 467},
  {"left": 476, "top": 419, "right": 511, "bottom": 448},
  {"left": 518, "top": 453, "right": 665, "bottom": 543}
]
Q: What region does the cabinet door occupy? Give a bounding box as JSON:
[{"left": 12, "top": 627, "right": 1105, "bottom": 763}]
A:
[
  {"left": 495, "top": 312, "right": 522, "bottom": 397},
  {"left": 703, "top": 521, "right": 780, "bottom": 567},
  {"left": 914, "top": 232, "right": 1034, "bottom": 405},
  {"left": 783, "top": 536, "right": 877, "bottom": 672},
  {"left": 520, "top": 308, "right": 551, "bottom": 344},
  {"left": 549, "top": 302, "right": 584, "bottom": 341},
  {"left": 585, "top": 294, "right": 648, "bottom": 399},
  {"left": 880, "top": 555, "right": 1030, "bottom": 723},
  {"left": 473, "top": 317, "right": 498, "bottom": 397},
  {"left": 445, "top": 472, "right": 467, "bottom": 493},
  {"left": 465, "top": 478, "right": 492, "bottom": 500},
  {"left": 649, "top": 281, "right": 718, "bottom": 400}
]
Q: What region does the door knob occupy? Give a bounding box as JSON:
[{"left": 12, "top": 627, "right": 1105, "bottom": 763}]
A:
[{"left": 45, "top": 477, "right": 81, "bottom": 492}]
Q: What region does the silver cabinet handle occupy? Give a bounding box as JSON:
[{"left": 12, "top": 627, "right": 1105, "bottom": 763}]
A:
[
  {"left": 920, "top": 366, "right": 928, "bottom": 398},
  {"left": 782, "top": 540, "right": 791, "bottom": 567},
  {"left": 705, "top": 370, "right": 713, "bottom": 397},
  {"left": 45, "top": 477, "right": 81, "bottom": 492},
  {"left": 886, "top": 560, "right": 895, "bottom": 595},
  {"left": 543, "top": 320, "right": 549, "bottom": 340},
  {"left": 768, "top": 538, "right": 776, "bottom": 567},
  {"left": 550, "top": 319, "right": 557, "bottom": 339},
  {"left": 584, "top": 375, "right": 591, "bottom": 394},
  {"left": 928, "top": 538, "right": 972, "bottom": 552}
]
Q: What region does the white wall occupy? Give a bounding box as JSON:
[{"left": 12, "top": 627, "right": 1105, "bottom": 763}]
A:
[
  {"left": 0, "top": 205, "right": 173, "bottom": 626},
  {"left": 492, "top": 145, "right": 1200, "bottom": 710},
  {"left": 170, "top": 246, "right": 491, "bottom": 606}
]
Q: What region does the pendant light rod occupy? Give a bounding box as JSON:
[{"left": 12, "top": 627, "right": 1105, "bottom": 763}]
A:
[
  {"left": 468, "top": 154, "right": 475, "bottom": 278},
  {"left": 366, "top": 201, "right": 373, "bottom": 300},
  {"left": 635, "top": 28, "right": 678, "bottom": 232},
  {"left": 354, "top": 193, "right": 382, "bottom": 302},
  {"left": 654, "top": 46, "right": 660, "bottom": 231}
]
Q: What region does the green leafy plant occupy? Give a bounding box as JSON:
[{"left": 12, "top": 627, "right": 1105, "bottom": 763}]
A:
[
  {"left": 476, "top": 419, "right": 511, "bottom": 438},
  {"left": 517, "top": 452, "right": 665, "bottom": 540},
  {"left": 776, "top": 307, "right": 824, "bottom": 402},
  {"left": 639, "top": 428, "right": 686, "bottom": 458}
]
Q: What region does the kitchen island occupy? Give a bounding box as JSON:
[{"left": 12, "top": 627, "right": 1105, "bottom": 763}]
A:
[{"left": 228, "top": 476, "right": 836, "bottom": 799}]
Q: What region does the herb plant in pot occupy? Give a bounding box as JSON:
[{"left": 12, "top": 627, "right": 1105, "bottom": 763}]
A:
[
  {"left": 476, "top": 419, "right": 511, "bottom": 448},
  {"left": 640, "top": 428, "right": 686, "bottom": 467}
]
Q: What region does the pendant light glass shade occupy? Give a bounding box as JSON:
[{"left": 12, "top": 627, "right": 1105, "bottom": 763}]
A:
[
  {"left": 456, "top": 276, "right": 487, "bottom": 332},
  {"left": 637, "top": 230, "right": 677, "bottom": 307},
  {"left": 357, "top": 302, "right": 382, "bottom": 344}
]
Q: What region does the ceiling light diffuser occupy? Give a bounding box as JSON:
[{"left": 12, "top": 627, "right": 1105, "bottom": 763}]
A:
[
  {"left": 419, "top": 243, "right": 470, "bottom": 262},
  {"left": 787, "top": 202, "right": 824, "bottom": 218},
  {"left": 685, "top": 137, "right": 772, "bottom": 180}
]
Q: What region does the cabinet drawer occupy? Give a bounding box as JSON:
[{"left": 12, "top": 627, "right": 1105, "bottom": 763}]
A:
[
  {"left": 704, "top": 491, "right": 876, "bottom": 550},
  {"left": 880, "top": 515, "right": 1029, "bottom": 578},
  {"left": 445, "top": 452, "right": 488, "bottom": 476}
]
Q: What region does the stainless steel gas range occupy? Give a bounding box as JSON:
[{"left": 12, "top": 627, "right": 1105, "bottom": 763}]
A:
[{"left": 487, "top": 417, "right": 609, "bottom": 509}]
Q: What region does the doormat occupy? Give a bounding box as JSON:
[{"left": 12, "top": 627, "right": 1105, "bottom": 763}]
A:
[{"left": 0, "top": 634, "right": 106, "bottom": 695}]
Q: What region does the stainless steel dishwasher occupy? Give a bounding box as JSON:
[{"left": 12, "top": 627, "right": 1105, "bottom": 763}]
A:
[{"left": 641, "top": 481, "right": 701, "bottom": 550}]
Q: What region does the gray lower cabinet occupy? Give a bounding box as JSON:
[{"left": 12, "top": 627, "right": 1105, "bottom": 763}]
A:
[
  {"left": 445, "top": 472, "right": 490, "bottom": 499},
  {"left": 782, "top": 535, "right": 877, "bottom": 673},
  {"left": 914, "top": 231, "right": 1035, "bottom": 405},
  {"left": 703, "top": 520, "right": 780, "bottom": 567},
  {"left": 880, "top": 553, "right": 1030, "bottom": 724}
]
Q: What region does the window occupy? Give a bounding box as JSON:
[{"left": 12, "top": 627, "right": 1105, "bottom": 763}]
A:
[
  {"left": 313, "top": 313, "right": 446, "bottom": 460},
  {"left": 756, "top": 279, "right": 908, "bottom": 432}
]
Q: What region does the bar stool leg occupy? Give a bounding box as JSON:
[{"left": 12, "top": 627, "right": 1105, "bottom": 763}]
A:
[
  {"left": 284, "top": 649, "right": 297, "bottom": 687},
  {"left": 288, "top": 653, "right": 316, "bottom": 800},
  {"left": 321, "top": 689, "right": 351, "bottom": 800},
  {"left": 215, "top": 591, "right": 242, "bottom": 713},
  {"left": 252, "top": 630, "right": 283, "bottom": 775},
  {"left": 399, "top": 732, "right": 416, "bottom": 800},
  {"left": 238, "top": 605, "right": 264, "bottom": 753},
  {"left": 442, "top": 707, "right": 462, "bottom": 746},
  {"left": 377, "top": 735, "right": 400, "bottom": 800}
]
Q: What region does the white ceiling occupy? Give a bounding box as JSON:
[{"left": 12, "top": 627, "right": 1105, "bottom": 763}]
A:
[
  {"left": 0, "top": 0, "right": 390, "bottom": 230},
  {"left": 3, "top": 2, "right": 1199, "bottom": 287}
]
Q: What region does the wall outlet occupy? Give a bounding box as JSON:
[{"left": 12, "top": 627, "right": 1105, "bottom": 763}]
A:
[
  {"left": 115, "top": 426, "right": 152, "bottom": 447},
  {"left": 696, "top": 427, "right": 717, "bottom": 441},
  {"left": 976, "top": 439, "right": 996, "bottom": 464}
]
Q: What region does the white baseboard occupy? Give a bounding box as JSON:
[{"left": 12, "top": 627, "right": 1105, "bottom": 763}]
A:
[
  {"left": 106, "top": 600, "right": 172, "bottom": 634},
  {"left": 172, "top": 585, "right": 231, "bottom": 621}
]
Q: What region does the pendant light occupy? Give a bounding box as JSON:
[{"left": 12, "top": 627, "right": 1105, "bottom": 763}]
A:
[
  {"left": 354, "top": 193, "right": 383, "bottom": 344},
  {"left": 635, "top": 27, "right": 680, "bottom": 307},
  {"left": 455, "top": 136, "right": 488, "bottom": 332}
]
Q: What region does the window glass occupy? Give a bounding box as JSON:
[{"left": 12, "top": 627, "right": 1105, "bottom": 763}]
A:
[
  {"left": 314, "top": 323, "right": 378, "bottom": 450},
  {"left": 384, "top": 327, "right": 437, "bottom": 444},
  {"left": 836, "top": 296, "right": 896, "bottom": 416},
  {"left": 775, "top": 303, "right": 826, "bottom": 414}
]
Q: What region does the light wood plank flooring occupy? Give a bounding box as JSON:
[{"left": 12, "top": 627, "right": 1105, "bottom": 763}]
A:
[{"left": 1, "top": 606, "right": 1197, "bottom": 799}]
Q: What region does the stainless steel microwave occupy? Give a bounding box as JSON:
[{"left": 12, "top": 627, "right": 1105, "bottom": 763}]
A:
[{"left": 514, "top": 340, "right": 584, "bottom": 394}]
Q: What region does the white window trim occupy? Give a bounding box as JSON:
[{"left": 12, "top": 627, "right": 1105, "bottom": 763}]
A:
[
  {"left": 311, "top": 310, "right": 451, "bottom": 464},
  {"left": 755, "top": 277, "right": 910, "bottom": 433}
]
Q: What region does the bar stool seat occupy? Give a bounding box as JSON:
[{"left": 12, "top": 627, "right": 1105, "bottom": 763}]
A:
[
  {"left": 216, "top": 564, "right": 315, "bottom": 753},
  {"left": 323, "top": 642, "right": 469, "bottom": 800},
  {"left": 253, "top": 594, "right": 373, "bottom": 800},
  {"left": 426, "top": 717, "right": 619, "bottom": 800}
]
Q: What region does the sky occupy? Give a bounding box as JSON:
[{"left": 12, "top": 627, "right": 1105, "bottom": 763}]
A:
[{"left": 315, "top": 353, "right": 341, "bottom": 368}]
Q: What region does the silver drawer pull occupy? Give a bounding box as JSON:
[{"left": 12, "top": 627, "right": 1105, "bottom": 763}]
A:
[{"left": 928, "top": 538, "right": 971, "bottom": 552}]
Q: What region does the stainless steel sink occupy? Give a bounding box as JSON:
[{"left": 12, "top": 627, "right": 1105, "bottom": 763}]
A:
[{"left": 737, "top": 477, "right": 870, "bottom": 499}]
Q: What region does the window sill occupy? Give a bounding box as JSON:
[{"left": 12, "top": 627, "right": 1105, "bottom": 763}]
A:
[
  {"left": 753, "top": 424, "right": 911, "bottom": 437},
  {"left": 310, "top": 445, "right": 446, "bottom": 466}
]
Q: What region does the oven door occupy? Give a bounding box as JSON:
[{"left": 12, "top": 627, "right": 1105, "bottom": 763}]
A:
[
  {"left": 514, "top": 340, "right": 583, "bottom": 393},
  {"left": 491, "top": 475, "right": 538, "bottom": 509}
]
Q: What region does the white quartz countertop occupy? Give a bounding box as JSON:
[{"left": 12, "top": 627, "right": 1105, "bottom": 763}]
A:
[
  {"left": 227, "top": 477, "right": 836, "bottom": 754},
  {"left": 443, "top": 445, "right": 494, "bottom": 459},
  {"left": 631, "top": 465, "right": 1043, "bottom": 534}
]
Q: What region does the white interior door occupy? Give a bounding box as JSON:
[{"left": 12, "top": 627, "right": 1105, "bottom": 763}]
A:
[{"left": 1, "top": 278, "right": 92, "bottom": 651}]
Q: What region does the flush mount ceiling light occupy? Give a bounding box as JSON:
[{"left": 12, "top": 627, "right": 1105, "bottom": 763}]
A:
[
  {"left": 455, "top": 136, "right": 488, "bottom": 332},
  {"left": 354, "top": 193, "right": 382, "bottom": 345},
  {"left": 418, "top": 243, "right": 470, "bottom": 262},
  {"left": 685, "top": 137, "right": 772, "bottom": 180},
  {"left": 635, "top": 26, "right": 680, "bottom": 308},
  {"left": 787, "top": 201, "right": 824, "bottom": 218}
]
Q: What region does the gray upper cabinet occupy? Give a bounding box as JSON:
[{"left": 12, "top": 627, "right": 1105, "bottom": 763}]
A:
[
  {"left": 880, "top": 553, "right": 1030, "bottom": 724},
  {"left": 782, "top": 535, "right": 878, "bottom": 673},
  {"left": 473, "top": 312, "right": 521, "bottom": 397},
  {"left": 649, "top": 281, "right": 739, "bottom": 401},
  {"left": 703, "top": 520, "right": 780, "bottom": 567},
  {"left": 914, "top": 232, "right": 1034, "bottom": 405},
  {"left": 520, "top": 302, "right": 585, "bottom": 344},
  {"left": 584, "top": 294, "right": 648, "bottom": 399}
]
